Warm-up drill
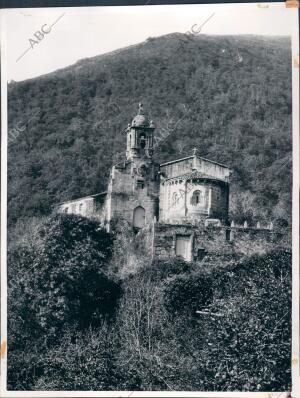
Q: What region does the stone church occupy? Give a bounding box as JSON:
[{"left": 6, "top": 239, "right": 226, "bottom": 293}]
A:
[{"left": 58, "top": 103, "right": 288, "bottom": 262}]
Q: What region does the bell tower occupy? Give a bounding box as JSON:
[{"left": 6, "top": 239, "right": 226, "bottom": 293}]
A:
[{"left": 126, "top": 103, "right": 155, "bottom": 161}]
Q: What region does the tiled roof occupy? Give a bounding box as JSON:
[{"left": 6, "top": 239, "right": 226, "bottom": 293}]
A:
[
  {"left": 58, "top": 191, "right": 107, "bottom": 206},
  {"left": 164, "top": 170, "right": 229, "bottom": 183}
]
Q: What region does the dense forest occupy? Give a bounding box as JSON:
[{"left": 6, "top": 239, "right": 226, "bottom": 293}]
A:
[
  {"left": 8, "top": 214, "right": 291, "bottom": 391},
  {"left": 7, "top": 33, "right": 292, "bottom": 227}
]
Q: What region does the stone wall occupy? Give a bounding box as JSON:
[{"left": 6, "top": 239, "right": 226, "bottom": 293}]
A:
[
  {"left": 57, "top": 193, "right": 107, "bottom": 220},
  {"left": 159, "top": 178, "right": 229, "bottom": 224},
  {"left": 107, "top": 161, "right": 159, "bottom": 228},
  {"left": 152, "top": 222, "right": 290, "bottom": 263},
  {"left": 159, "top": 155, "right": 230, "bottom": 225}
]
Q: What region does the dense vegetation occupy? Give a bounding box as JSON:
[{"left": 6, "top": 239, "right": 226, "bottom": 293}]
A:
[
  {"left": 8, "top": 214, "right": 291, "bottom": 391},
  {"left": 7, "top": 34, "right": 292, "bottom": 226}
]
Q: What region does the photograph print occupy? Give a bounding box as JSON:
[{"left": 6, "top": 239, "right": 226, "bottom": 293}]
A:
[{"left": 1, "top": 1, "right": 299, "bottom": 396}]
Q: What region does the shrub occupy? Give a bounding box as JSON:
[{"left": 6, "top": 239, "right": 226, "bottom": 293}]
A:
[
  {"left": 33, "top": 326, "right": 128, "bottom": 391},
  {"left": 133, "top": 257, "right": 192, "bottom": 283},
  {"left": 7, "top": 214, "right": 122, "bottom": 389},
  {"left": 24, "top": 214, "right": 121, "bottom": 335},
  {"left": 164, "top": 273, "right": 213, "bottom": 317},
  {"left": 174, "top": 250, "right": 292, "bottom": 391},
  {"left": 150, "top": 257, "right": 192, "bottom": 280}
]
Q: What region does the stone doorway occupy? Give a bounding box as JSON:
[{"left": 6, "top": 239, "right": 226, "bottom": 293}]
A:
[{"left": 175, "top": 235, "right": 192, "bottom": 261}]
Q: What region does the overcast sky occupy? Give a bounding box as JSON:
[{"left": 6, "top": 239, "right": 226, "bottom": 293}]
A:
[{"left": 1, "top": 2, "right": 298, "bottom": 82}]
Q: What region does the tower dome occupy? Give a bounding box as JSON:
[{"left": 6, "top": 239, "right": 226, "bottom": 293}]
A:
[
  {"left": 131, "top": 102, "right": 150, "bottom": 127},
  {"left": 125, "top": 102, "right": 155, "bottom": 161}
]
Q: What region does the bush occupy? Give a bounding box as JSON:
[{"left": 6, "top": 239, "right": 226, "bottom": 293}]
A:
[
  {"left": 8, "top": 214, "right": 122, "bottom": 389},
  {"left": 173, "top": 250, "right": 292, "bottom": 391},
  {"left": 33, "top": 326, "right": 127, "bottom": 391},
  {"left": 274, "top": 217, "right": 289, "bottom": 228},
  {"left": 164, "top": 273, "right": 213, "bottom": 317},
  {"left": 132, "top": 257, "right": 192, "bottom": 283},
  {"left": 150, "top": 257, "right": 192, "bottom": 280},
  {"left": 30, "top": 214, "right": 120, "bottom": 333}
]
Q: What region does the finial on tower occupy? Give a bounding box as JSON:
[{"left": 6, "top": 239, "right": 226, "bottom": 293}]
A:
[
  {"left": 131, "top": 102, "right": 151, "bottom": 127},
  {"left": 192, "top": 147, "right": 198, "bottom": 156},
  {"left": 138, "top": 102, "right": 144, "bottom": 114}
]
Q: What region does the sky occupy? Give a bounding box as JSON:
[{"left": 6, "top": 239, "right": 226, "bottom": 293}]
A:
[{"left": 1, "top": 2, "right": 298, "bottom": 82}]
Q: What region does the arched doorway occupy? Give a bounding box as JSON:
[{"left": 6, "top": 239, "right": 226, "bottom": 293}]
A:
[{"left": 133, "top": 206, "right": 145, "bottom": 229}]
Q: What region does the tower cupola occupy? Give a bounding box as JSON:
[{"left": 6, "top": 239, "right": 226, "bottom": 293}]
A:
[
  {"left": 132, "top": 102, "right": 150, "bottom": 127},
  {"left": 126, "top": 103, "right": 155, "bottom": 161}
]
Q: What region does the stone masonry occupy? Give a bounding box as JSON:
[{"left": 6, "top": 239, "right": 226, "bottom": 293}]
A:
[{"left": 57, "top": 103, "right": 290, "bottom": 262}]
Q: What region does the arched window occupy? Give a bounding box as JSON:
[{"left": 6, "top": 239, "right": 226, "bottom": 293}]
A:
[{"left": 191, "top": 190, "right": 203, "bottom": 206}]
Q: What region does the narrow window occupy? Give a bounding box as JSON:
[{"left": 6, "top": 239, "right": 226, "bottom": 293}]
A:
[
  {"left": 226, "top": 229, "right": 234, "bottom": 242},
  {"left": 197, "top": 248, "right": 206, "bottom": 261},
  {"left": 226, "top": 229, "right": 231, "bottom": 241},
  {"left": 140, "top": 133, "right": 146, "bottom": 149},
  {"left": 191, "top": 190, "right": 203, "bottom": 206},
  {"left": 137, "top": 180, "right": 144, "bottom": 189}
]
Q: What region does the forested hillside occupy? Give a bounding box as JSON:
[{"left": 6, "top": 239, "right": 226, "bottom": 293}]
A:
[{"left": 7, "top": 33, "right": 292, "bottom": 226}]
